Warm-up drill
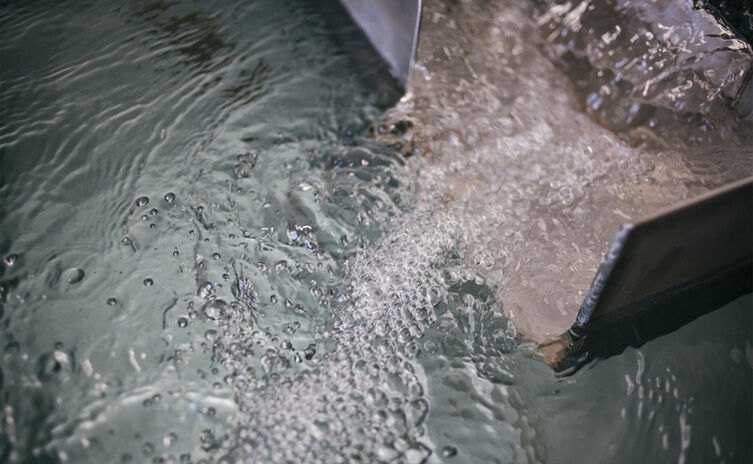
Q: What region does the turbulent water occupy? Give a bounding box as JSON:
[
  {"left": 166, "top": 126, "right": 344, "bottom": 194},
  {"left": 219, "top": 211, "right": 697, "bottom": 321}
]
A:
[
  {"left": 1, "top": 0, "right": 751, "bottom": 463},
  {"left": 376, "top": 0, "right": 753, "bottom": 341}
]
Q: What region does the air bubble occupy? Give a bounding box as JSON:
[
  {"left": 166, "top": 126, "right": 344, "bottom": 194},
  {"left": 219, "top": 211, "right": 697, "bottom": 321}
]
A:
[
  {"left": 63, "top": 268, "right": 85, "bottom": 285},
  {"left": 413, "top": 306, "right": 432, "bottom": 321},
  {"left": 135, "top": 196, "right": 149, "bottom": 207},
  {"left": 303, "top": 344, "right": 316, "bottom": 360},
  {"left": 143, "top": 278, "right": 154, "bottom": 286},
  {"left": 212, "top": 253, "right": 221, "bottom": 260},
  {"left": 198, "top": 282, "right": 214, "bottom": 299},
  {"left": 163, "top": 432, "right": 178, "bottom": 447},
  {"left": 177, "top": 317, "right": 188, "bottom": 328},
  {"left": 4, "top": 253, "right": 18, "bottom": 267},
  {"left": 405, "top": 341, "right": 421, "bottom": 357},
  {"left": 442, "top": 446, "right": 458, "bottom": 458},
  {"left": 141, "top": 442, "right": 154, "bottom": 455},
  {"left": 164, "top": 192, "right": 175, "bottom": 203},
  {"left": 4, "top": 341, "right": 19, "bottom": 355},
  {"left": 107, "top": 297, "right": 117, "bottom": 306},
  {"left": 202, "top": 299, "right": 226, "bottom": 320}
]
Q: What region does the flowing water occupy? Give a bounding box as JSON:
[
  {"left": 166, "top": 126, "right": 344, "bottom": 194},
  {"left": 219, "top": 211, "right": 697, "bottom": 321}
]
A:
[{"left": 1, "top": 0, "right": 751, "bottom": 463}]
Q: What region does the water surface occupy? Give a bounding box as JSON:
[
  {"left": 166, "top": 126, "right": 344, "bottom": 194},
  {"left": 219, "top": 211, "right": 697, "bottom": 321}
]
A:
[{"left": 1, "top": 0, "right": 751, "bottom": 463}]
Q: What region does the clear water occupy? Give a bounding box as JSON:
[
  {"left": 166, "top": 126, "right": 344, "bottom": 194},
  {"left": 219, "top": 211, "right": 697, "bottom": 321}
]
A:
[{"left": 1, "top": 1, "right": 751, "bottom": 463}]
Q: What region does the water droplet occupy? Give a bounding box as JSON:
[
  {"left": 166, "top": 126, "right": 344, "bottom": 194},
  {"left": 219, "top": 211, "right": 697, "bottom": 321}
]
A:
[
  {"left": 143, "top": 278, "right": 154, "bottom": 286},
  {"left": 164, "top": 192, "right": 175, "bottom": 203},
  {"left": 135, "top": 196, "right": 149, "bottom": 207},
  {"left": 107, "top": 297, "right": 117, "bottom": 306},
  {"left": 177, "top": 317, "right": 188, "bottom": 328},
  {"left": 63, "top": 268, "right": 85, "bottom": 285},
  {"left": 4, "top": 254, "right": 18, "bottom": 267},
  {"left": 442, "top": 446, "right": 458, "bottom": 458}
]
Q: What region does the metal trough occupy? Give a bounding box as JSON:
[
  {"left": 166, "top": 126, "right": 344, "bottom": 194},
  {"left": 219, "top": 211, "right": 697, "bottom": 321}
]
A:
[{"left": 337, "top": 0, "right": 752, "bottom": 369}]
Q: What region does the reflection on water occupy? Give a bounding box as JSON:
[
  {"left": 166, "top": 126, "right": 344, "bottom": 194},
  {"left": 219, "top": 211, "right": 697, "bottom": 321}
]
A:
[{"left": 0, "top": 0, "right": 751, "bottom": 463}]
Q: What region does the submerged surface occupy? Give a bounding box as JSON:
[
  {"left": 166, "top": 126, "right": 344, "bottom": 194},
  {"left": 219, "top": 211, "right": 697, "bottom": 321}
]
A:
[{"left": 1, "top": 0, "right": 751, "bottom": 463}]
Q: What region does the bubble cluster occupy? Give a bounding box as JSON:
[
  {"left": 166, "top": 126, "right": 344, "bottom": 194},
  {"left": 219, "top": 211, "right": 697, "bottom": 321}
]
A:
[{"left": 190, "top": 200, "right": 520, "bottom": 462}]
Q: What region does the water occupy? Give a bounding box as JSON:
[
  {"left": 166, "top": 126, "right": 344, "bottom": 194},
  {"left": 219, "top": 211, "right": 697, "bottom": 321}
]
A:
[{"left": 1, "top": 0, "right": 751, "bottom": 463}]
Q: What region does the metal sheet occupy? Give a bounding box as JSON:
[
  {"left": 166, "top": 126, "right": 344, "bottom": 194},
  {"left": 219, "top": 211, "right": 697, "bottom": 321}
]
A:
[
  {"left": 337, "top": 0, "right": 421, "bottom": 88},
  {"left": 577, "top": 176, "right": 752, "bottom": 328},
  {"left": 542, "top": 176, "right": 753, "bottom": 370}
]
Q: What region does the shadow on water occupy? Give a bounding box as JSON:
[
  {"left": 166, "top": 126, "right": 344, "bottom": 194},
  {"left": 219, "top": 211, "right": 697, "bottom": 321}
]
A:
[{"left": 560, "top": 262, "right": 752, "bottom": 375}]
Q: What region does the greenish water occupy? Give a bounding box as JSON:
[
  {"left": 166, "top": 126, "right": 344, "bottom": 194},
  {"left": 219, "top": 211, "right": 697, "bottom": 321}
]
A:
[{"left": 1, "top": 1, "right": 750, "bottom": 463}]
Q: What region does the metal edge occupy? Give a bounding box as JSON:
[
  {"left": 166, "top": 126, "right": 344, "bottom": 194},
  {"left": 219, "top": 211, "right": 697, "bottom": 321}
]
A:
[
  {"left": 575, "top": 224, "right": 633, "bottom": 325},
  {"left": 406, "top": 0, "right": 422, "bottom": 88}
]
